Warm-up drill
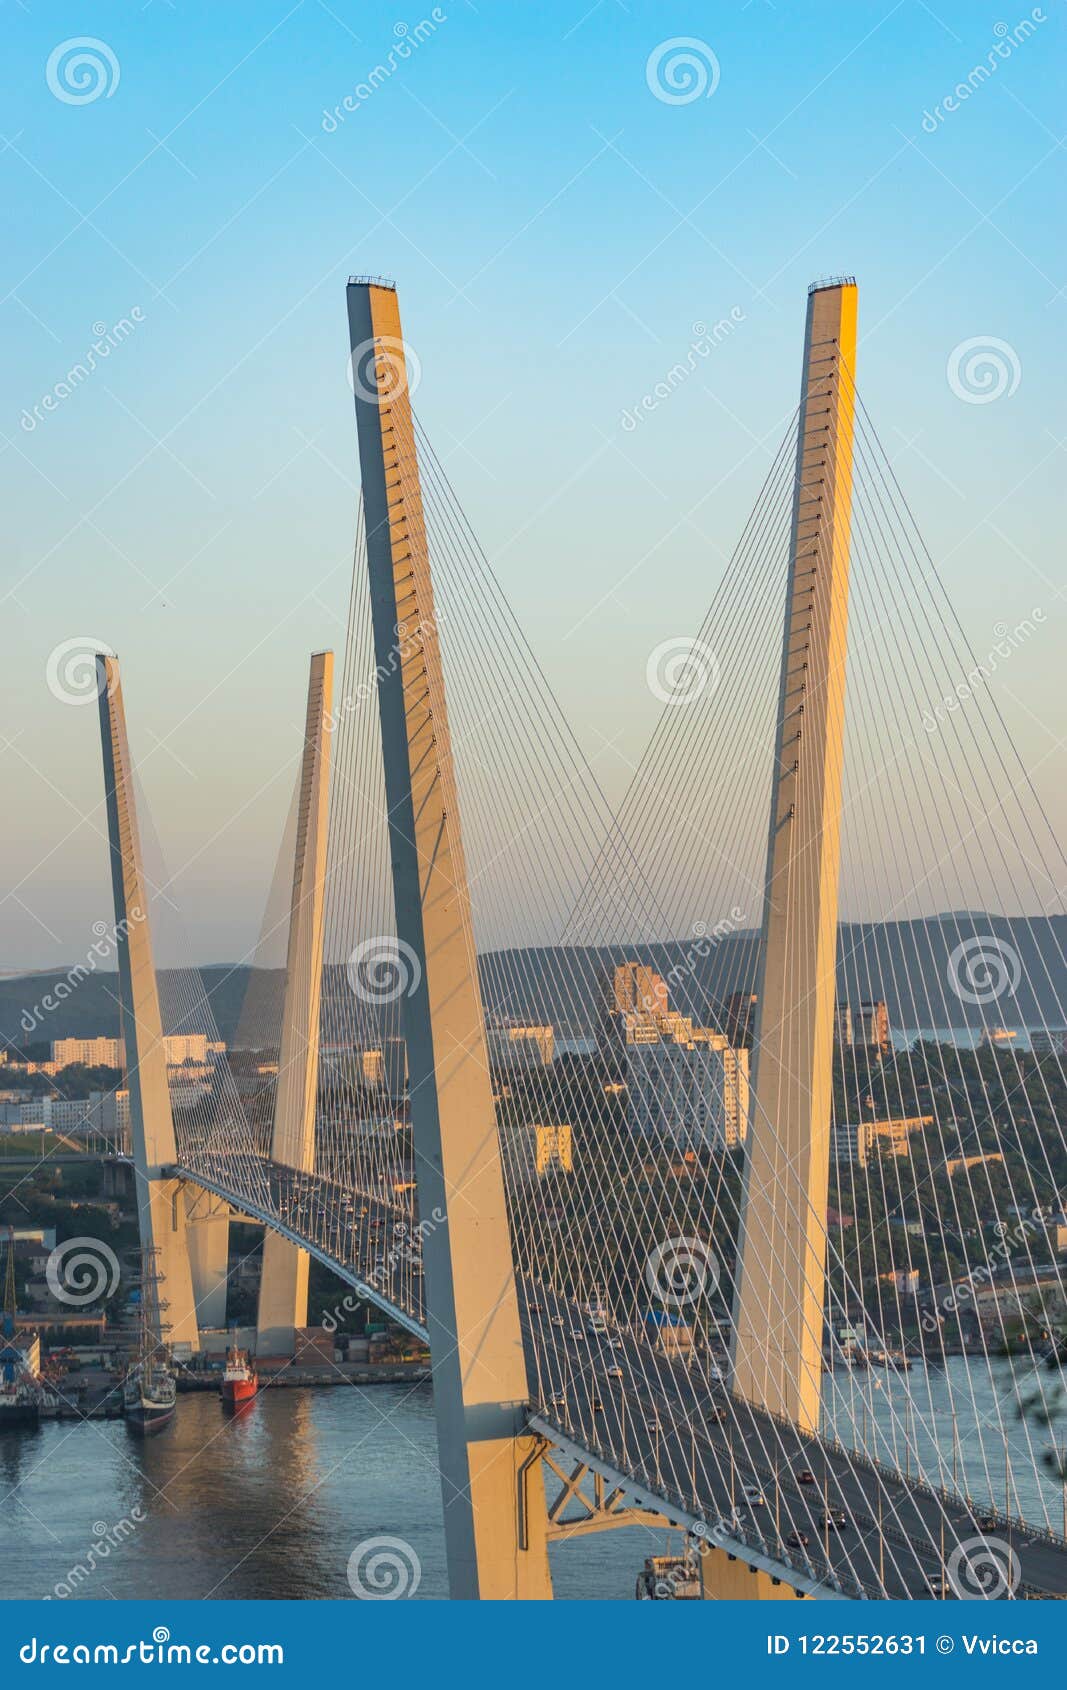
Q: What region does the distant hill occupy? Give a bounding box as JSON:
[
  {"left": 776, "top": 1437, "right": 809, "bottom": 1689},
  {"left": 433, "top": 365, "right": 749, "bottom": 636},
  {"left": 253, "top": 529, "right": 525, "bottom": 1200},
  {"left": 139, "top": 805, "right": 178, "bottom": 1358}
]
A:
[{"left": 2, "top": 913, "right": 1064, "bottom": 1051}]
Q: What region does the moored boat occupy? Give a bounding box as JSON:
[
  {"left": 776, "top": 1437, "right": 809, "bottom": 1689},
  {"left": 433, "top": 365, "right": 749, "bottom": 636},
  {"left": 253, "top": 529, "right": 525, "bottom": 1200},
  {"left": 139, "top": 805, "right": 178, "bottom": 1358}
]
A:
[
  {"left": 221, "top": 1337, "right": 257, "bottom": 1407},
  {"left": 124, "top": 1248, "right": 176, "bottom": 1437},
  {"left": 1, "top": 1230, "right": 43, "bottom": 1429},
  {"left": 123, "top": 1363, "right": 176, "bottom": 1435},
  {"left": 0, "top": 1376, "right": 41, "bottom": 1429}
]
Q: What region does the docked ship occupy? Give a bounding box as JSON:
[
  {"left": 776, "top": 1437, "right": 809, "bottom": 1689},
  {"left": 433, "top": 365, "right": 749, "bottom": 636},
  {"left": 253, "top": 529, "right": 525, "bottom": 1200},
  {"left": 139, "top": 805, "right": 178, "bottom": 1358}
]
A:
[
  {"left": 1, "top": 1232, "right": 42, "bottom": 1429},
  {"left": 123, "top": 1351, "right": 177, "bottom": 1435},
  {"left": 220, "top": 1336, "right": 257, "bottom": 1407},
  {"left": 123, "top": 1249, "right": 177, "bottom": 1437},
  {"left": 634, "top": 1551, "right": 702, "bottom": 1600},
  {"left": 0, "top": 1374, "right": 42, "bottom": 1429}
]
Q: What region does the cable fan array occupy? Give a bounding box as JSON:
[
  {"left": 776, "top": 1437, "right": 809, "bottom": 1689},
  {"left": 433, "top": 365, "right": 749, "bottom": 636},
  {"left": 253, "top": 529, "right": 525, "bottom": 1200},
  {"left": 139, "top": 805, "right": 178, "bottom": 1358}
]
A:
[{"left": 159, "top": 352, "right": 1067, "bottom": 1597}]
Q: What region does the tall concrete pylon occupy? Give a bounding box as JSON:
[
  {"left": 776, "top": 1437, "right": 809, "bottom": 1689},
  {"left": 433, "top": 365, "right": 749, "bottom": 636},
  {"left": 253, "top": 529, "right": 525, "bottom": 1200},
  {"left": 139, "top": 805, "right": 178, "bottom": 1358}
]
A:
[
  {"left": 257, "top": 651, "right": 333, "bottom": 1356},
  {"left": 96, "top": 655, "right": 200, "bottom": 1351},
  {"left": 731, "top": 280, "right": 858, "bottom": 1434},
  {"left": 346, "top": 278, "right": 552, "bottom": 1601}
]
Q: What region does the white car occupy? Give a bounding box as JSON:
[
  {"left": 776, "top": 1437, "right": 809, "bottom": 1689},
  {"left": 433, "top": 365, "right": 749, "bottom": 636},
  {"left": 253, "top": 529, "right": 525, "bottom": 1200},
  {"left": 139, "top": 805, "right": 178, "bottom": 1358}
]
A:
[
  {"left": 741, "top": 1483, "right": 765, "bottom": 1506},
  {"left": 606, "top": 1365, "right": 624, "bottom": 1380}
]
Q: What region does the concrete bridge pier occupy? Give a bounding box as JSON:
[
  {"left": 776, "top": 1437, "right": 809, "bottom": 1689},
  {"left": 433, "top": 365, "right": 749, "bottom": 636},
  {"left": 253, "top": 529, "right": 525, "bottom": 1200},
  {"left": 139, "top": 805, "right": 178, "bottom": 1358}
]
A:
[
  {"left": 700, "top": 1548, "right": 807, "bottom": 1601},
  {"left": 185, "top": 1190, "right": 231, "bottom": 1331}
]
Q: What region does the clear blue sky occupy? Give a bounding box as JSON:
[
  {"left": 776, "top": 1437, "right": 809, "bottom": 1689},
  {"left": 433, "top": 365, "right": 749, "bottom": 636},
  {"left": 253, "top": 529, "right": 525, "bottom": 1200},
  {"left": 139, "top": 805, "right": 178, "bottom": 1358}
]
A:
[{"left": 2, "top": 0, "right": 1064, "bottom": 965}]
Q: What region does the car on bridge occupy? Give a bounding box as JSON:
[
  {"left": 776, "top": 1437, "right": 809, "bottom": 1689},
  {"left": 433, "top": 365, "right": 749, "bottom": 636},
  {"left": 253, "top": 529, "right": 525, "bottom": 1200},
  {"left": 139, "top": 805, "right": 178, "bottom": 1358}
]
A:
[{"left": 922, "top": 1573, "right": 952, "bottom": 1597}]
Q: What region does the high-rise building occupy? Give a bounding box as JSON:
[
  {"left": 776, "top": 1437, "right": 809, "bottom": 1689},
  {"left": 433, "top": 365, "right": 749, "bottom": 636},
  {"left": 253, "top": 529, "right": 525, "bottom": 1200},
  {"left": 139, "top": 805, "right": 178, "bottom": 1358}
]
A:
[
  {"left": 324, "top": 1037, "right": 407, "bottom": 1099},
  {"left": 853, "top": 1001, "right": 890, "bottom": 1052},
  {"left": 624, "top": 1035, "right": 750, "bottom": 1151},
  {"left": 603, "top": 962, "right": 749, "bottom": 1151},
  {"left": 833, "top": 1003, "right": 853, "bottom": 1046},
  {"left": 500, "top": 1121, "right": 573, "bottom": 1186},
  {"left": 723, "top": 991, "right": 757, "bottom": 1048},
  {"left": 610, "top": 963, "right": 669, "bottom": 1021}
]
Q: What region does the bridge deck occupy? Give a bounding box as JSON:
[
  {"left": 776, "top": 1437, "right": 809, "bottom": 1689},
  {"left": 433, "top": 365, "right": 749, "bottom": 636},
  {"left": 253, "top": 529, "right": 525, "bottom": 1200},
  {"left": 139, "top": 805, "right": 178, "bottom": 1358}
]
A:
[{"left": 171, "top": 1157, "right": 1067, "bottom": 1601}]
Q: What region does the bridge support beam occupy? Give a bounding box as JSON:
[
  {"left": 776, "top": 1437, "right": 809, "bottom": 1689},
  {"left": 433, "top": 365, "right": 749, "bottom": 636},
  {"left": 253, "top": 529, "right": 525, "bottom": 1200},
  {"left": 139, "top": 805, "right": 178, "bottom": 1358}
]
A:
[
  {"left": 347, "top": 278, "right": 552, "bottom": 1601},
  {"left": 257, "top": 651, "right": 333, "bottom": 1358},
  {"left": 699, "top": 1547, "right": 807, "bottom": 1600},
  {"left": 97, "top": 656, "right": 200, "bottom": 1352},
  {"left": 731, "top": 281, "right": 858, "bottom": 1432},
  {"left": 185, "top": 1190, "right": 230, "bottom": 1331}
]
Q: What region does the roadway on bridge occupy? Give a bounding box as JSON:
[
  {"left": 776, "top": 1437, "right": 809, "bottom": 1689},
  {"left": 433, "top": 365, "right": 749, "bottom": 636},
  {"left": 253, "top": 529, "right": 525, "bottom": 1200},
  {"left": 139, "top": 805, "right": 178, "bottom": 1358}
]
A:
[
  {"left": 179, "top": 1156, "right": 1067, "bottom": 1601},
  {"left": 522, "top": 1285, "right": 1067, "bottom": 1600}
]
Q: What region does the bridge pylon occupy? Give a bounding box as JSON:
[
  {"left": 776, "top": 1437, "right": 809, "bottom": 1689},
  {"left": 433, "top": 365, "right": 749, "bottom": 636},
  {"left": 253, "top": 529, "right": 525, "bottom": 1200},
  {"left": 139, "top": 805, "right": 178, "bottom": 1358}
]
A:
[
  {"left": 257, "top": 650, "right": 333, "bottom": 1356},
  {"left": 731, "top": 280, "right": 858, "bottom": 1437},
  {"left": 346, "top": 279, "right": 552, "bottom": 1601},
  {"left": 96, "top": 655, "right": 200, "bottom": 1351}
]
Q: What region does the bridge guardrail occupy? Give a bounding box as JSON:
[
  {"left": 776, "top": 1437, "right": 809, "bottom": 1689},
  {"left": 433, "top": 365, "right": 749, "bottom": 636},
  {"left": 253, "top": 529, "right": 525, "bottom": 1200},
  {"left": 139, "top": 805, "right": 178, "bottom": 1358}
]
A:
[
  {"left": 571, "top": 1423, "right": 861, "bottom": 1597},
  {"left": 748, "top": 1389, "right": 1067, "bottom": 1553}
]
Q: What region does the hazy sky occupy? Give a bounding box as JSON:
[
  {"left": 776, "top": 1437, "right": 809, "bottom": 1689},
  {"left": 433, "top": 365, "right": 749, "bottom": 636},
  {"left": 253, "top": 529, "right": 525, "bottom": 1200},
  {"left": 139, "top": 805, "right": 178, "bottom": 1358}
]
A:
[{"left": 2, "top": 0, "right": 1064, "bottom": 969}]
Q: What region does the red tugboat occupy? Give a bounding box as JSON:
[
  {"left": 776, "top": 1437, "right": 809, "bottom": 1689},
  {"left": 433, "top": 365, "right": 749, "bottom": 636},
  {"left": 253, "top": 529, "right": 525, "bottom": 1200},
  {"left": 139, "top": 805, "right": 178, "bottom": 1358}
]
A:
[{"left": 221, "top": 1336, "right": 257, "bottom": 1408}]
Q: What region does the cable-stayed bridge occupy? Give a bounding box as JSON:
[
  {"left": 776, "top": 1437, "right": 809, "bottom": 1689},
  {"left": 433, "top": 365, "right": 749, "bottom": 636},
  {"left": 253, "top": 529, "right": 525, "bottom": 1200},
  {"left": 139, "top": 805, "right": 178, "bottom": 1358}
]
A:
[{"left": 95, "top": 277, "right": 1067, "bottom": 1601}]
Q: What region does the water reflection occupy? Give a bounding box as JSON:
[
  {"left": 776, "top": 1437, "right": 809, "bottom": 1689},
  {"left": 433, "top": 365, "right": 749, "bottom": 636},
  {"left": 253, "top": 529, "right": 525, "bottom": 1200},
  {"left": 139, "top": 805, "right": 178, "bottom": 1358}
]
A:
[
  {"left": 6, "top": 1360, "right": 1058, "bottom": 1601},
  {"left": 0, "top": 1385, "right": 657, "bottom": 1600},
  {"left": 825, "top": 1355, "right": 1067, "bottom": 1529}
]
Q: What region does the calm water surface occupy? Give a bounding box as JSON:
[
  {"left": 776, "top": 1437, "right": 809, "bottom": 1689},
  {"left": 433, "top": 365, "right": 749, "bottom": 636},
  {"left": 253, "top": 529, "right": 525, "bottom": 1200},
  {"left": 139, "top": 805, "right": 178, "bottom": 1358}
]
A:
[
  {"left": 3, "top": 1357, "right": 1064, "bottom": 1601},
  {"left": 0, "top": 1384, "right": 661, "bottom": 1601}
]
